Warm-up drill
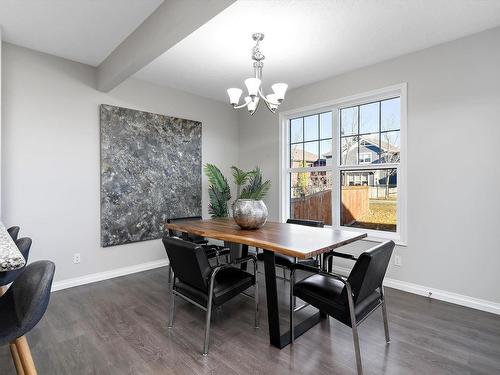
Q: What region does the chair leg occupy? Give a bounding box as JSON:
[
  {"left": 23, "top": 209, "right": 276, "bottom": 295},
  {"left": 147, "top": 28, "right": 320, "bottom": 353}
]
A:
[
  {"left": 346, "top": 284, "right": 363, "bottom": 375},
  {"left": 351, "top": 324, "right": 363, "bottom": 375},
  {"left": 10, "top": 343, "right": 26, "bottom": 375},
  {"left": 380, "top": 287, "right": 390, "bottom": 343},
  {"left": 167, "top": 264, "right": 172, "bottom": 284},
  {"left": 203, "top": 302, "right": 214, "bottom": 355},
  {"left": 13, "top": 336, "right": 37, "bottom": 375},
  {"left": 168, "top": 277, "right": 175, "bottom": 328},
  {"left": 290, "top": 270, "right": 295, "bottom": 344}
]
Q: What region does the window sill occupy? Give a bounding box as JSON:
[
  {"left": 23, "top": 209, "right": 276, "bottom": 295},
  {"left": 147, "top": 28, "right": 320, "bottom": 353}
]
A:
[{"left": 332, "top": 225, "right": 407, "bottom": 247}]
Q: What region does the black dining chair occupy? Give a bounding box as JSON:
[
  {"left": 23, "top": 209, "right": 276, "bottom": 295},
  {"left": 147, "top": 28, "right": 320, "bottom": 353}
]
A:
[
  {"left": 0, "top": 260, "right": 56, "bottom": 375},
  {"left": 167, "top": 216, "right": 231, "bottom": 262},
  {"left": 0, "top": 238, "right": 32, "bottom": 291},
  {"left": 7, "top": 226, "right": 20, "bottom": 241},
  {"left": 290, "top": 240, "right": 395, "bottom": 375},
  {"left": 166, "top": 216, "right": 231, "bottom": 284},
  {"left": 162, "top": 237, "right": 258, "bottom": 355},
  {"left": 256, "top": 218, "right": 324, "bottom": 280}
]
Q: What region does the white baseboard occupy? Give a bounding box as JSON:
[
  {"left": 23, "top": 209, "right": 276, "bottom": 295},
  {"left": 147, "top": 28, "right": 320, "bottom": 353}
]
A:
[
  {"left": 51, "top": 259, "right": 169, "bottom": 292},
  {"left": 52, "top": 260, "right": 500, "bottom": 316},
  {"left": 332, "top": 265, "right": 500, "bottom": 315}
]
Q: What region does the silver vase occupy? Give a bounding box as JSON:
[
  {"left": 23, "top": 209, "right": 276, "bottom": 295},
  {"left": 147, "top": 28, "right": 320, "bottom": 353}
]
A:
[{"left": 232, "top": 199, "right": 268, "bottom": 230}]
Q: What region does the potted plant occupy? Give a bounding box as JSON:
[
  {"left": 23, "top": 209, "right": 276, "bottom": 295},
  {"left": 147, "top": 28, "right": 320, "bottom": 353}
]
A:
[
  {"left": 204, "top": 164, "right": 271, "bottom": 229},
  {"left": 231, "top": 166, "right": 271, "bottom": 229}
]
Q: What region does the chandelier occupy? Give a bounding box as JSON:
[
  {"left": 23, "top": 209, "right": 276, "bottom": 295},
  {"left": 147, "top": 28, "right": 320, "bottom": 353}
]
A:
[{"left": 226, "top": 33, "right": 288, "bottom": 115}]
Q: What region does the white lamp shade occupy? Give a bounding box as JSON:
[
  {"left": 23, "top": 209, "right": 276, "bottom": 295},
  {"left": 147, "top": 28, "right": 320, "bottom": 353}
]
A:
[
  {"left": 272, "top": 83, "right": 288, "bottom": 101},
  {"left": 227, "top": 88, "right": 242, "bottom": 105},
  {"left": 247, "top": 96, "right": 259, "bottom": 112},
  {"left": 245, "top": 78, "right": 261, "bottom": 97},
  {"left": 267, "top": 94, "right": 279, "bottom": 110}
]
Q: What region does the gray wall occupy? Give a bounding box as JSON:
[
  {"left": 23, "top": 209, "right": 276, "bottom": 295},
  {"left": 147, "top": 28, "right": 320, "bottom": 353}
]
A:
[
  {"left": 1, "top": 43, "right": 239, "bottom": 282},
  {"left": 238, "top": 27, "right": 500, "bottom": 303}
]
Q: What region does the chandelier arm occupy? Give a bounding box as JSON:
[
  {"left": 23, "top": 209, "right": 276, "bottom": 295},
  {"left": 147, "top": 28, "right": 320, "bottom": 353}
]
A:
[
  {"left": 233, "top": 97, "right": 251, "bottom": 109},
  {"left": 263, "top": 99, "right": 277, "bottom": 114},
  {"left": 258, "top": 89, "right": 280, "bottom": 106}
]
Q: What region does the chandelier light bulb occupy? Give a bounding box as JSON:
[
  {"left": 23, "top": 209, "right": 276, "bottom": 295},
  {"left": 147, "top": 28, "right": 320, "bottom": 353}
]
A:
[
  {"left": 267, "top": 94, "right": 279, "bottom": 110},
  {"left": 245, "top": 78, "right": 261, "bottom": 97},
  {"left": 227, "top": 88, "right": 243, "bottom": 105},
  {"left": 247, "top": 96, "right": 259, "bottom": 113},
  {"left": 271, "top": 83, "right": 288, "bottom": 101}
]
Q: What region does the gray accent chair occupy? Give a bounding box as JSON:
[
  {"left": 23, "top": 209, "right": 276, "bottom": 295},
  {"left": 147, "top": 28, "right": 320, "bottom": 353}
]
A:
[{"left": 0, "top": 260, "right": 56, "bottom": 375}]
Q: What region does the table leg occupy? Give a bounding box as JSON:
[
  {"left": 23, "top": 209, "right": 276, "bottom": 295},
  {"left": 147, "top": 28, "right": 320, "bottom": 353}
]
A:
[
  {"left": 240, "top": 244, "right": 249, "bottom": 271},
  {"left": 263, "top": 250, "right": 325, "bottom": 349},
  {"left": 263, "top": 250, "right": 281, "bottom": 347}
]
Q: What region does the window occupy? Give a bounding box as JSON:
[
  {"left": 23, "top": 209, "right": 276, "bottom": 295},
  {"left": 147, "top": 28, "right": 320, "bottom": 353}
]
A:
[
  {"left": 288, "top": 113, "right": 333, "bottom": 224},
  {"left": 280, "top": 84, "right": 406, "bottom": 243},
  {"left": 359, "top": 153, "right": 372, "bottom": 164}
]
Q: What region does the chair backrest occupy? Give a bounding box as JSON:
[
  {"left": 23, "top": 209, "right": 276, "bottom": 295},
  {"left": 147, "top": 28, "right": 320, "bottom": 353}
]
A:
[
  {"left": 347, "top": 240, "right": 395, "bottom": 303},
  {"left": 162, "top": 237, "right": 211, "bottom": 291},
  {"left": 7, "top": 226, "right": 20, "bottom": 241},
  {"left": 286, "top": 218, "right": 324, "bottom": 228},
  {"left": 9, "top": 260, "right": 55, "bottom": 332},
  {"left": 167, "top": 216, "right": 205, "bottom": 242},
  {"left": 16, "top": 237, "right": 32, "bottom": 261}
]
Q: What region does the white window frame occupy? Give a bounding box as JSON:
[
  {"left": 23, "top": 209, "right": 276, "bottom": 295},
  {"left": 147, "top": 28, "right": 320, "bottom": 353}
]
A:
[{"left": 278, "top": 83, "right": 407, "bottom": 245}]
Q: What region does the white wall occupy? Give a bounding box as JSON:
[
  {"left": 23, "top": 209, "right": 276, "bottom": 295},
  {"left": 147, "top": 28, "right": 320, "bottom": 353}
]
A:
[
  {"left": 1, "top": 42, "right": 239, "bottom": 282},
  {"left": 239, "top": 27, "right": 500, "bottom": 304}
]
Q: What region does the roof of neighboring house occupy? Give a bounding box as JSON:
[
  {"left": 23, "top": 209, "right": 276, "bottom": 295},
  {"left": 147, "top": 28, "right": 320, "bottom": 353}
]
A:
[
  {"left": 291, "top": 148, "right": 319, "bottom": 162},
  {"left": 322, "top": 133, "right": 399, "bottom": 158}
]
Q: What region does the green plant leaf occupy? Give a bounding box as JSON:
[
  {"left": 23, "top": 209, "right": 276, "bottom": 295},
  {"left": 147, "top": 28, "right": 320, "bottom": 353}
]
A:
[
  {"left": 240, "top": 166, "right": 271, "bottom": 200},
  {"left": 204, "top": 164, "right": 231, "bottom": 218}
]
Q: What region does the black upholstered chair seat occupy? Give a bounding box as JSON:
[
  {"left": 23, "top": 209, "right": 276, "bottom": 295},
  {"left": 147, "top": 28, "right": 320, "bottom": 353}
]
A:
[
  {"left": 294, "top": 274, "right": 382, "bottom": 326},
  {"left": 175, "top": 267, "right": 255, "bottom": 307}
]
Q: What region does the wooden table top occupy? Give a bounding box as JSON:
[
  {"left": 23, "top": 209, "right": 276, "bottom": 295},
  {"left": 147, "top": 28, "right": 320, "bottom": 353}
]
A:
[{"left": 165, "top": 218, "right": 367, "bottom": 259}]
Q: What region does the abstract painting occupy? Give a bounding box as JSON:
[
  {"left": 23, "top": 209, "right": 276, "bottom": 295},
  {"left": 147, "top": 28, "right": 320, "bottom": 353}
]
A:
[{"left": 100, "top": 104, "right": 202, "bottom": 247}]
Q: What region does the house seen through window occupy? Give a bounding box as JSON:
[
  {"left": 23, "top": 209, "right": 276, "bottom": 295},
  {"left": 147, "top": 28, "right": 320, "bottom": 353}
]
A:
[{"left": 285, "top": 93, "right": 403, "bottom": 237}]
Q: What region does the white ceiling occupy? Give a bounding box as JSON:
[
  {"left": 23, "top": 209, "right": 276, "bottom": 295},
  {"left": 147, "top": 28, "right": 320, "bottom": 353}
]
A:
[
  {"left": 134, "top": 0, "right": 500, "bottom": 102},
  {"left": 0, "top": 0, "right": 163, "bottom": 66}
]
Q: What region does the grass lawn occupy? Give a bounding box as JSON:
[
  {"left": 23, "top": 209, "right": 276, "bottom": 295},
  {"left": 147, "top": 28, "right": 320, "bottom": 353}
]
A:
[{"left": 350, "top": 199, "right": 397, "bottom": 232}]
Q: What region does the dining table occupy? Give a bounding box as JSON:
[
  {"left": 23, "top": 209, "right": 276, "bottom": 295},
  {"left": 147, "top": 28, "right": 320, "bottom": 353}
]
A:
[
  {"left": 0, "top": 222, "right": 25, "bottom": 273},
  {"left": 165, "top": 217, "right": 367, "bottom": 349}
]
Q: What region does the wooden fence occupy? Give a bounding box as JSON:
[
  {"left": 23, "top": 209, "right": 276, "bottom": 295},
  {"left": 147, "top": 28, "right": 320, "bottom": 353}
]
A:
[{"left": 291, "top": 186, "right": 369, "bottom": 226}]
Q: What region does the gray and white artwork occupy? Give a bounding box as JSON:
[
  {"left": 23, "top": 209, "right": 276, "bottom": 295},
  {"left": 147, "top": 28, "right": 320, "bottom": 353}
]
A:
[{"left": 100, "top": 104, "right": 202, "bottom": 247}]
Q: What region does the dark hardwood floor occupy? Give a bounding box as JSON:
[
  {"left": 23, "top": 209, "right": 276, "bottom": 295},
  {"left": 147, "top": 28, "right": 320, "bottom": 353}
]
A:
[{"left": 1, "top": 265, "right": 499, "bottom": 374}]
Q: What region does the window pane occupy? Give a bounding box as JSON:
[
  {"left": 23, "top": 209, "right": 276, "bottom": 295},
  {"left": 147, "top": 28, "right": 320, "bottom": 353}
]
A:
[
  {"left": 290, "top": 143, "right": 304, "bottom": 168},
  {"left": 341, "top": 169, "right": 397, "bottom": 232},
  {"left": 381, "top": 98, "right": 400, "bottom": 131},
  {"left": 359, "top": 133, "right": 379, "bottom": 164},
  {"left": 290, "top": 171, "right": 332, "bottom": 225},
  {"left": 290, "top": 118, "right": 303, "bottom": 143},
  {"left": 341, "top": 136, "right": 358, "bottom": 165},
  {"left": 341, "top": 107, "right": 358, "bottom": 136},
  {"left": 320, "top": 139, "right": 332, "bottom": 166},
  {"left": 320, "top": 112, "right": 332, "bottom": 139},
  {"left": 304, "top": 115, "right": 319, "bottom": 142},
  {"left": 380, "top": 130, "right": 400, "bottom": 163},
  {"left": 304, "top": 141, "right": 319, "bottom": 167},
  {"left": 359, "top": 102, "right": 379, "bottom": 134}
]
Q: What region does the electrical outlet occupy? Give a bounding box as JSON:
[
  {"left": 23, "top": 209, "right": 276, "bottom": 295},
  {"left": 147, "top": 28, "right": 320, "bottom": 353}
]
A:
[
  {"left": 73, "top": 253, "right": 81, "bottom": 264},
  {"left": 394, "top": 254, "right": 402, "bottom": 267}
]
